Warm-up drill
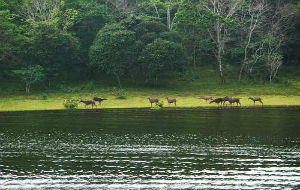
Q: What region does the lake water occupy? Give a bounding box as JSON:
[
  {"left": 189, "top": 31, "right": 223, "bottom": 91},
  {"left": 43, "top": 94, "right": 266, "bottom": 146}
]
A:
[{"left": 0, "top": 107, "right": 299, "bottom": 189}]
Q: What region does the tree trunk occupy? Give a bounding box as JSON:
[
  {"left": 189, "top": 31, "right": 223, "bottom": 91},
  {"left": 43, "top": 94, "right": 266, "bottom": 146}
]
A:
[
  {"left": 238, "top": 63, "right": 245, "bottom": 81},
  {"left": 216, "top": 19, "right": 225, "bottom": 84},
  {"left": 26, "top": 83, "right": 30, "bottom": 93},
  {"left": 167, "top": 5, "right": 171, "bottom": 30},
  {"left": 217, "top": 56, "right": 225, "bottom": 84},
  {"left": 153, "top": 2, "right": 160, "bottom": 18}
]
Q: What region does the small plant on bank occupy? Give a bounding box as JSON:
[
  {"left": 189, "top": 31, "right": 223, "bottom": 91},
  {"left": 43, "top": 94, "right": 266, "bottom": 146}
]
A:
[
  {"left": 112, "top": 87, "right": 127, "bottom": 99},
  {"left": 151, "top": 100, "right": 164, "bottom": 110},
  {"left": 63, "top": 101, "right": 78, "bottom": 110}
]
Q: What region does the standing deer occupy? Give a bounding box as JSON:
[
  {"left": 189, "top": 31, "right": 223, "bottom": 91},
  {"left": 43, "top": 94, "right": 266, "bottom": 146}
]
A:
[
  {"left": 223, "top": 96, "right": 241, "bottom": 106},
  {"left": 147, "top": 97, "right": 159, "bottom": 107},
  {"left": 199, "top": 96, "right": 213, "bottom": 101},
  {"left": 80, "top": 100, "right": 96, "bottom": 109},
  {"left": 93, "top": 97, "right": 107, "bottom": 105},
  {"left": 166, "top": 97, "right": 177, "bottom": 106},
  {"left": 209, "top": 98, "right": 224, "bottom": 106},
  {"left": 248, "top": 97, "right": 263, "bottom": 105}
]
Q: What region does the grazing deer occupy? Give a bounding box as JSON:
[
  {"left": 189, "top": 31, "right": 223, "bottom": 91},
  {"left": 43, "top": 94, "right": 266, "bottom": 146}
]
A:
[
  {"left": 166, "top": 97, "right": 177, "bottom": 106},
  {"left": 224, "top": 96, "right": 242, "bottom": 106},
  {"left": 224, "top": 96, "right": 241, "bottom": 106},
  {"left": 223, "top": 96, "right": 231, "bottom": 105},
  {"left": 80, "top": 100, "right": 96, "bottom": 109},
  {"left": 209, "top": 98, "right": 224, "bottom": 106},
  {"left": 147, "top": 97, "right": 159, "bottom": 107},
  {"left": 249, "top": 97, "right": 263, "bottom": 105},
  {"left": 199, "top": 96, "right": 213, "bottom": 101},
  {"left": 93, "top": 97, "right": 107, "bottom": 105}
]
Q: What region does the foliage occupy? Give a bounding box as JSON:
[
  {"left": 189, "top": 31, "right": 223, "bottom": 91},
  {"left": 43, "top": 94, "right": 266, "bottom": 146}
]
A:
[
  {"left": 151, "top": 100, "right": 164, "bottom": 110},
  {"left": 89, "top": 24, "right": 136, "bottom": 86},
  {"left": 22, "top": 0, "right": 81, "bottom": 80},
  {"left": 0, "top": 4, "right": 26, "bottom": 78},
  {"left": 139, "top": 39, "right": 186, "bottom": 82},
  {"left": 0, "top": 0, "right": 299, "bottom": 85},
  {"left": 63, "top": 101, "right": 78, "bottom": 110},
  {"left": 12, "top": 65, "right": 45, "bottom": 93}
]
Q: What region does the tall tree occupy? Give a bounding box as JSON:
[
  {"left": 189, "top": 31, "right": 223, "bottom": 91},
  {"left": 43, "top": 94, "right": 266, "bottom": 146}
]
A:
[
  {"left": 89, "top": 24, "right": 135, "bottom": 86},
  {"left": 202, "top": 0, "right": 243, "bottom": 83}
]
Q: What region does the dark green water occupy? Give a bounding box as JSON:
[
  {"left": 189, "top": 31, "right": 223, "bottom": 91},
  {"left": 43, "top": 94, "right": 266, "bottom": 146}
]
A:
[{"left": 0, "top": 107, "right": 299, "bottom": 189}]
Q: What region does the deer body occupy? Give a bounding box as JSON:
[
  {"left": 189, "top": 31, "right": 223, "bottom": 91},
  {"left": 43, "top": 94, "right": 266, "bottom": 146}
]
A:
[
  {"left": 223, "top": 96, "right": 241, "bottom": 106},
  {"left": 199, "top": 96, "right": 213, "bottom": 101},
  {"left": 93, "top": 97, "right": 107, "bottom": 105},
  {"left": 166, "top": 97, "right": 177, "bottom": 106},
  {"left": 249, "top": 97, "right": 263, "bottom": 105},
  {"left": 80, "top": 100, "right": 96, "bottom": 109},
  {"left": 148, "top": 97, "right": 159, "bottom": 107},
  {"left": 209, "top": 98, "right": 224, "bottom": 105}
]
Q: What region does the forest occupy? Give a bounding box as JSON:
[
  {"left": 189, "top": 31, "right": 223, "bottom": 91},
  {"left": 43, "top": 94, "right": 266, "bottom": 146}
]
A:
[{"left": 1, "top": 0, "right": 299, "bottom": 89}]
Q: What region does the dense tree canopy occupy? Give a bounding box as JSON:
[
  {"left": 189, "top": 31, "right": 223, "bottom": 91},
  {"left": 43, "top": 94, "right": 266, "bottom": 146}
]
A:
[{"left": 0, "top": 0, "right": 299, "bottom": 89}]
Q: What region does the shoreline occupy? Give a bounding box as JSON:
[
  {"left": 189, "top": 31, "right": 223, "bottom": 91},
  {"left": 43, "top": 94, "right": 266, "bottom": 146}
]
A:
[
  {"left": 0, "top": 95, "right": 299, "bottom": 112},
  {"left": 1, "top": 106, "right": 300, "bottom": 113}
]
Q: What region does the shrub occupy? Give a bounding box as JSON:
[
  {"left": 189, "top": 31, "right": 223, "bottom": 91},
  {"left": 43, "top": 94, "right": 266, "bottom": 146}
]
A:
[
  {"left": 151, "top": 100, "right": 164, "bottom": 110},
  {"left": 63, "top": 101, "right": 78, "bottom": 110}
]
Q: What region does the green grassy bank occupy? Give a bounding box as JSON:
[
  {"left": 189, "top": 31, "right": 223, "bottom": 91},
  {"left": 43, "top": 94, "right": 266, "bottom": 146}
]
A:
[{"left": 1, "top": 79, "right": 299, "bottom": 111}]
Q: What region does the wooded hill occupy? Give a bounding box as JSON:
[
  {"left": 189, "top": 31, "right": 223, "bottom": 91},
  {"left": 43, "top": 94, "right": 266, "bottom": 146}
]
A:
[{"left": 1, "top": 0, "right": 299, "bottom": 92}]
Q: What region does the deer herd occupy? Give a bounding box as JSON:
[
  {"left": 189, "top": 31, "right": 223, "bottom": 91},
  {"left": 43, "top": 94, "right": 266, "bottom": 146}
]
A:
[{"left": 70, "top": 95, "right": 263, "bottom": 109}]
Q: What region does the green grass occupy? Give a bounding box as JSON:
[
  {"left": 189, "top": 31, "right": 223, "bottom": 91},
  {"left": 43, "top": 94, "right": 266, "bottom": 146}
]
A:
[
  {"left": 0, "top": 83, "right": 299, "bottom": 111},
  {"left": 1, "top": 67, "right": 299, "bottom": 111}
]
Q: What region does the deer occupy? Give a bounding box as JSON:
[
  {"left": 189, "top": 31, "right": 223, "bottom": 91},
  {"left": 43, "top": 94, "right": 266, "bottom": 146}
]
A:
[
  {"left": 248, "top": 97, "right": 263, "bottom": 106},
  {"left": 80, "top": 100, "right": 96, "bottom": 109},
  {"left": 198, "top": 96, "right": 213, "bottom": 101},
  {"left": 147, "top": 97, "right": 159, "bottom": 107},
  {"left": 166, "top": 97, "right": 177, "bottom": 106},
  {"left": 223, "top": 96, "right": 241, "bottom": 106},
  {"left": 93, "top": 97, "right": 107, "bottom": 105},
  {"left": 209, "top": 98, "right": 224, "bottom": 106}
]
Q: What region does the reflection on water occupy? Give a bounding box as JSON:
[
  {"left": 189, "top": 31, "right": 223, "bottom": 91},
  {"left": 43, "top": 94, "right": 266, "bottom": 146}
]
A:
[{"left": 0, "top": 107, "right": 299, "bottom": 189}]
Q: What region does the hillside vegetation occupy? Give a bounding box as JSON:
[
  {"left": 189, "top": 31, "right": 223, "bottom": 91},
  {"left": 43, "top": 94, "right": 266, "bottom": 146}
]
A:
[{"left": 0, "top": 0, "right": 299, "bottom": 111}]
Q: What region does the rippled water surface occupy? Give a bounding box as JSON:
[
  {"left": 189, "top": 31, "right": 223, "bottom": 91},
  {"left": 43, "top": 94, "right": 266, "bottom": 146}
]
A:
[{"left": 0, "top": 107, "right": 299, "bottom": 189}]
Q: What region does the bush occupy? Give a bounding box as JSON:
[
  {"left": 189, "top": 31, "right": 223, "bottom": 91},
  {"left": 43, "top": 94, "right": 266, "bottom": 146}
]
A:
[
  {"left": 112, "top": 87, "right": 127, "bottom": 99},
  {"left": 63, "top": 101, "right": 78, "bottom": 110},
  {"left": 151, "top": 100, "right": 164, "bottom": 110}
]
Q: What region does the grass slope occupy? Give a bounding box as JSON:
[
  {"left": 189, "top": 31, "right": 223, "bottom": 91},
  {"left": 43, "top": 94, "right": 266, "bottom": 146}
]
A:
[{"left": 1, "top": 67, "right": 299, "bottom": 111}]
